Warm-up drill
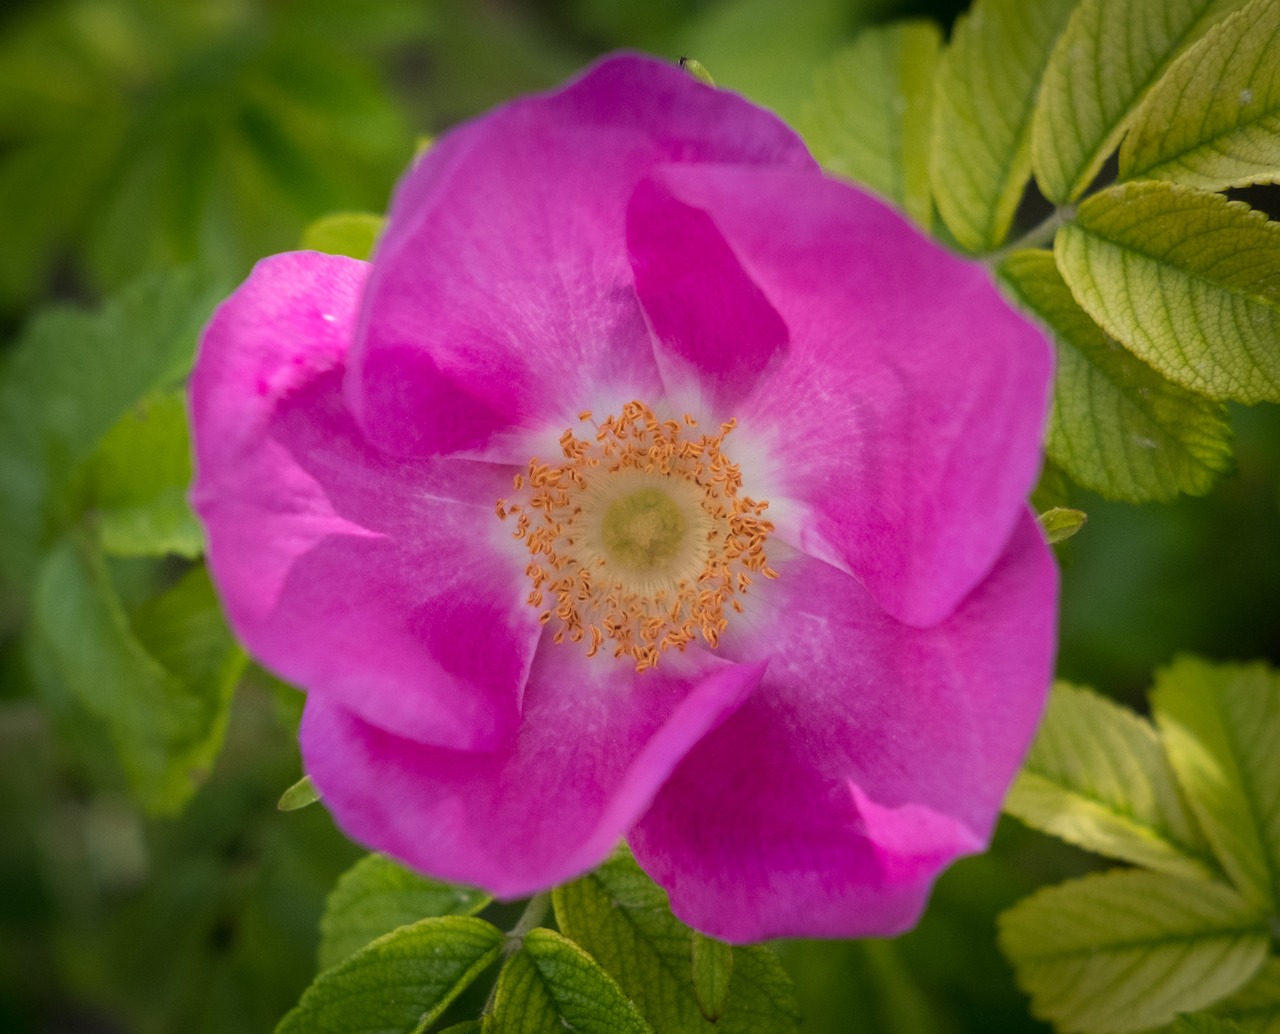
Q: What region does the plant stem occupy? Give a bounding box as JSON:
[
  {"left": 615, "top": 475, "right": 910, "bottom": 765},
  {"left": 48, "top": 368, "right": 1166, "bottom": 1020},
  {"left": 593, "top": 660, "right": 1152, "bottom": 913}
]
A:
[
  {"left": 482, "top": 892, "right": 553, "bottom": 1017},
  {"left": 986, "top": 206, "right": 1073, "bottom": 267}
]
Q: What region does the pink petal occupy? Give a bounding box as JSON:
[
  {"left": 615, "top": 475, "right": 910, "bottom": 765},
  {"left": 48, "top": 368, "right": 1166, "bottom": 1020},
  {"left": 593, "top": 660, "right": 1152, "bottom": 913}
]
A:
[
  {"left": 346, "top": 53, "right": 816, "bottom": 459},
  {"left": 629, "top": 513, "right": 1056, "bottom": 942},
  {"left": 628, "top": 166, "right": 1053, "bottom": 627},
  {"left": 191, "top": 252, "right": 541, "bottom": 751},
  {"left": 301, "top": 647, "right": 767, "bottom": 898}
]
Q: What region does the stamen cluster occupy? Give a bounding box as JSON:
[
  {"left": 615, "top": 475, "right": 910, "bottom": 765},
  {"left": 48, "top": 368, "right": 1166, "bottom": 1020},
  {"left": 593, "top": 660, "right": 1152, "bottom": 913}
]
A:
[{"left": 497, "top": 401, "right": 776, "bottom": 670}]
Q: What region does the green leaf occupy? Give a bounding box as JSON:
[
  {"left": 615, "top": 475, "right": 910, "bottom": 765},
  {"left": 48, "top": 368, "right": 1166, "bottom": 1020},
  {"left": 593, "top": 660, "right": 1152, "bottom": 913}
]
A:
[
  {"left": 1055, "top": 180, "right": 1280, "bottom": 404},
  {"left": 1031, "top": 0, "right": 1250, "bottom": 202},
  {"left": 439, "top": 1024, "right": 483, "bottom": 1034},
  {"left": 1122, "top": 0, "right": 1280, "bottom": 190},
  {"left": 278, "top": 775, "right": 321, "bottom": 812},
  {"left": 1037, "top": 507, "right": 1088, "bottom": 544},
  {"left": 87, "top": 389, "right": 202, "bottom": 559},
  {"left": 999, "top": 247, "right": 1233, "bottom": 502},
  {"left": 930, "top": 0, "right": 1076, "bottom": 251},
  {"left": 552, "top": 845, "right": 800, "bottom": 1034},
  {"left": 1005, "top": 682, "right": 1218, "bottom": 878},
  {"left": 1212, "top": 957, "right": 1280, "bottom": 1033},
  {"left": 319, "top": 854, "right": 491, "bottom": 971},
  {"left": 0, "top": 268, "right": 225, "bottom": 591},
  {"left": 278, "top": 915, "right": 501, "bottom": 1033},
  {"left": 488, "top": 927, "right": 654, "bottom": 1034},
  {"left": 299, "top": 211, "right": 385, "bottom": 260},
  {"left": 1152, "top": 658, "right": 1280, "bottom": 911},
  {"left": 999, "top": 870, "right": 1270, "bottom": 1033},
  {"left": 32, "top": 538, "right": 244, "bottom": 815},
  {"left": 1175, "top": 1013, "right": 1253, "bottom": 1033},
  {"left": 690, "top": 932, "right": 733, "bottom": 1022},
  {"left": 799, "top": 21, "right": 940, "bottom": 226}
]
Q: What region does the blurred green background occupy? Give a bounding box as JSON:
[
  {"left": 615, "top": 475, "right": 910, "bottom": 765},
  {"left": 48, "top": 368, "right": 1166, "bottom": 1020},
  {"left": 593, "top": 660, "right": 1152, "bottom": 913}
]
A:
[{"left": 1, "top": 0, "right": 1277, "bottom": 1031}]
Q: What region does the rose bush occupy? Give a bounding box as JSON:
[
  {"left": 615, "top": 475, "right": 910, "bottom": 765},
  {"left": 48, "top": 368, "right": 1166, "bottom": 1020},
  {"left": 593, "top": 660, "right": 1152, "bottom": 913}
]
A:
[{"left": 190, "top": 53, "right": 1057, "bottom": 942}]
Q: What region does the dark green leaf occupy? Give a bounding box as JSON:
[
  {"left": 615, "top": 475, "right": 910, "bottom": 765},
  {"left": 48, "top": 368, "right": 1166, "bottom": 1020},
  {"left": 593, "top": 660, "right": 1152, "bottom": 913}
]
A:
[
  {"left": 277, "top": 915, "right": 502, "bottom": 1034},
  {"left": 319, "top": 854, "right": 491, "bottom": 971},
  {"left": 1175, "top": 1013, "right": 1253, "bottom": 1033},
  {"left": 552, "top": 846, "right": 800, "bottom": 1034},
  {"left": 1152, "top": 658, "right": 1280, "bottom": 911},
  {"left": 487, "top": 927, "right": 654, "bottom": 1034},
  {"left": 999, "top": 870, "right": 1269, "bottom": 1033}
]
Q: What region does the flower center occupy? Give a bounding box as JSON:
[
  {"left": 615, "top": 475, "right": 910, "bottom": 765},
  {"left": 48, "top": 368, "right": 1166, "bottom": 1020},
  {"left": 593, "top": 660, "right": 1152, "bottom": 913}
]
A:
[{"left": 497, "top": 400, "right": 776, "bottom": 671}]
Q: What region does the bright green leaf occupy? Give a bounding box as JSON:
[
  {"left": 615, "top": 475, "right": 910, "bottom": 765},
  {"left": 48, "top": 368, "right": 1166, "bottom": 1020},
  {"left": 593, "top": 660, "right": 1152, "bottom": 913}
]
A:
[
  {"left": 32, "top": 539, "right": 244, "bottom": 815},
  {"left": 88, "top": 390, "right": 202, "bottom": 559},
  {"left": 999, "top": 869, "right": 1269, "bottom": 1033},
  {"left": 552, "top": 845, "right": 799, "bottom": 1034},
  {"left": 930, "top": 0, "right": 1076, "bottom": 251},
  {"left": 1122, "top": 0, "right": 1280, "bottom": 190},
  {"left": 318, "top": 854, "right": 491, "bottom": 971},
  {"left": 1152, "top": 658, "right": 1280, "bottom": 911},
  {"left": 299, "top": 211, "right": 385, "bottom": 261},
  {"left": 1037, "top": 507, "right": 1088, "bottom": 544},
  {"left": 678, "top": 58, "right": 715, "bottom": 87},
  {"left": 1212, "top": 957, "right": 1280, "bottom": 1033},
  {"left": 1005, "top": 682, "right": 1218, "bottom": 878},
  {"left": 488, "top": 927, "right": 654, "bottom": 1034},
  {"left": 799, "top": 21, "right": 940, "bottom": 226},
  {"left": 690, "top": 932, "right": 733, "bottom": 1022},
  {"left": 1032, "top": 0, "right": 1250, "bottom": 202},
  {"left": 1000, "top": 247, "right": 1233, "bottom": 501},
  {"left": 277, "top": 775, "right": 320, "bottom": 812},
  {"left": 1055, "top": 180, "right": 1280, "bottom": 404},
  {"left": 1175, "top": 1013, "right": 1253, "bottom": 1033},
  {"left": 277, "top": 915, "right": 502, "bottom": 1034}
]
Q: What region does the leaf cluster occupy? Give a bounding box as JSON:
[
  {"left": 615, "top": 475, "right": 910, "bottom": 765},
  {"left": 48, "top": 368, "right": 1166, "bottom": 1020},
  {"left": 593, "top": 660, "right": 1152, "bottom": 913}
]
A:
[
  {"left": 1000, "top": 660, "right": 1280, "bottom": 1033},
  {"left": 800, "top": 0, "right": 1280, "bottom": 506}
]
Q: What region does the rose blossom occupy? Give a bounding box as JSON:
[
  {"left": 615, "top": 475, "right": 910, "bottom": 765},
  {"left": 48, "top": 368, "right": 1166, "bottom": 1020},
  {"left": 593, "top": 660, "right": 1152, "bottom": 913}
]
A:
[{"left": 190, "top": 53, "right": 1057, "bottom": 943}]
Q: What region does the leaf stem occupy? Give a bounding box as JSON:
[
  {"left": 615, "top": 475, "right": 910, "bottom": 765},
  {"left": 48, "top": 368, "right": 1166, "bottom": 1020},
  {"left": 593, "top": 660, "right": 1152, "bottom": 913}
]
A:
[{"left": 986, "top": 206, "right": 1073, "bottom": 266}]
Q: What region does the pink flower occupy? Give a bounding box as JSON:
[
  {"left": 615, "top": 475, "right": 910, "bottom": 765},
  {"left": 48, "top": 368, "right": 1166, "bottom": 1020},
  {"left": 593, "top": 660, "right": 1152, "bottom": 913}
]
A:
[{"left": 191, "top": 53, "right": 1057, "bottom": 942}]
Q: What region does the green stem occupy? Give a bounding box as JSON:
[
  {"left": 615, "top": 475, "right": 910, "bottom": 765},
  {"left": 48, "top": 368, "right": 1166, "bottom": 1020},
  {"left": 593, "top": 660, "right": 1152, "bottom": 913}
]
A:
[
  {"left": 483, "top": 892, "right": 553, "bottom": 1016},
  {"left": 986, "top": 206, "right": 1073, "bottom": 267}
]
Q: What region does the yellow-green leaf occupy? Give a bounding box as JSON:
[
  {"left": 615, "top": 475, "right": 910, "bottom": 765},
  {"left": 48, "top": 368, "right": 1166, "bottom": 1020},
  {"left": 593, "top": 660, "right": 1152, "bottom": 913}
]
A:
[
  {"left": 299, "top": 211, "right": 385, "bottom": 261},
  {"left": 690, "top": 932, "right": 733, "bottom": 1023},
  {"left": 1055, "top": 181, "right": 1280, "bottom": 404},
  {"left": 1122, "top": 0, "right": 1280, "bottom": 190},
  {"left": 930, "top": 0, "right": 1076, "bottom": 251},
  {"left": 799, "top": 21, "right": 940, "bottom": 226},
  {"left": 1037, "top": 507, "right": 1087, "bottom": 544},
  {"left": 1032, "top": 0, "right": 1250, "bottom": 202},
  {"left": 999, "top": 870, "right": 1269, "bottom": 1034},
  {"left": 1152, "top": 658, "right": 1280, "bottom": 911},
  {"left": 1212, "top": 957, "right": 1280, "bottom": 1033},
  {"left": 1000, "top": 248, "right": 1233, "bottom": 501}
]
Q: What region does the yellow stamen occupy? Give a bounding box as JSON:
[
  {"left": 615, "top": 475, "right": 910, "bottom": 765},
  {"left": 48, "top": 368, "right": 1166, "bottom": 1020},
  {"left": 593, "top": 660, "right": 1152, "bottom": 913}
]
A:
[{"left": 499, "top": 401, "right": 776, "bottom": 671}]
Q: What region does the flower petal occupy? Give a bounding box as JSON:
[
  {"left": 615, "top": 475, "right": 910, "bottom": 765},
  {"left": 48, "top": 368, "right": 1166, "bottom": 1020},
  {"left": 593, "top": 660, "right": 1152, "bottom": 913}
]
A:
[
  {"left": 301, "top": 647, "right": 767, "bottom": 898},
  {"left": 347, "top": 53, "right": 816, "bottom": 458},
  {"left": 191, "top": 252, "right": 541, "bottom": 751},
  {"left": 629, "top": 512, "right": 1056, "bottom": 942},
  {"left": 628, "top": 165, "right": 1053, "bottom": 626}
]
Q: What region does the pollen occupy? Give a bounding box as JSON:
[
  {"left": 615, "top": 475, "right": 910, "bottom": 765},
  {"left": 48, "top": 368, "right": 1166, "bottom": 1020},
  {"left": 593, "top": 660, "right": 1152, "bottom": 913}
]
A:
[{"left": 498, "top": 400, "right": 776, "bottom": 671}]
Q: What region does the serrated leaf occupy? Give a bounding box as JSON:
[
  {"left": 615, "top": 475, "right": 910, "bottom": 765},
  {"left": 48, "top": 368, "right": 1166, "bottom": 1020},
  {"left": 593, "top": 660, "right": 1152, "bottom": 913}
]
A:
[
  {"left": 300, "top": 211, "right": 385, "bottom": 260},
  {"left": 488, "top": 927, "right": 654, "bottom": 1034},
  {"left": 999, "top": 870, "right": 1269, "bottom": 1033},
  {"left": 1037, "top": 507, "right": 1087, "bottom": 544},
  {"left": 0, "top": 268, "right": 224, "bottom": 591},
  {"left": 278, "top": 774, "right": 320, "bottom": 812},
  {"left": 1005, "top": 682, "right": 1218, "bottom": 878},
  {"left": 1055, "top": 180, "right": 1280, "bottom": 404},
  {"left": 1152, "top": 658, "right": 1280, "bottom": 911},
  {"left": 999, "top": 248, "right": 1233, "bottom": 501},
  {"left": 278, "top": 915, "right": 502, "bottom": 1034},
  {"left": 1212, "top": 957, "right": 1280, "bottom": 1033},
  {"left": 1122, "top": 0, "right": 1280, "bottom": 190},
  {"left": 89, "top": 389, "right": 202, "bottom": 559},
  {"left": 1032, "top": 0, "right": 1250, "bottom": 202},
  {"left": 319, "top": 854, "right": 491, "bottom": 971},
  {"left": 1176, "top": 1013, "right": 1253, "bottom": 1033},
  {"left": 930, "top": 0, "right": 1076, "bottom": 251},
  {"left": 552, "top": 846, "right": 799, "bottom": 1034},
  {"left": 799, "top": 21, "right": 940, "bottom": 226},
  {"left": 690, "top": 932, "right": 733, "bottom": 1022},
  {"left": 32, "top": 538, "right": 244, "bottom": 815}
]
